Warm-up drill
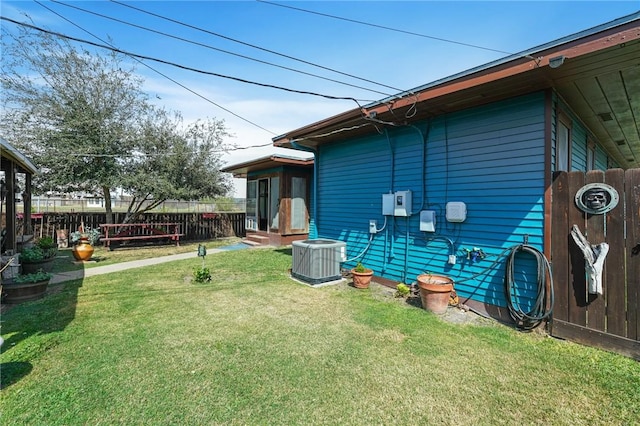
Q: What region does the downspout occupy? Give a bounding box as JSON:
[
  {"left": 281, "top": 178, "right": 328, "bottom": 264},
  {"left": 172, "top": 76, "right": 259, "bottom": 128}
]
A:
[{"left": 290, "top": 141, "right": 318, "bottom": 239}]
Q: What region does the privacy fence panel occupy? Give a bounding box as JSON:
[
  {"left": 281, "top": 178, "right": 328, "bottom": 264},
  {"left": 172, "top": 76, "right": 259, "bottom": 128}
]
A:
[{"left": 550, "top": 169, "right": 639, "bottom": 360}]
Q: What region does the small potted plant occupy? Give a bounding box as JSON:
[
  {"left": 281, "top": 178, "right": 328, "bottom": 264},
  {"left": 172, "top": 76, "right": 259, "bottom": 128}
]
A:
[
  {"left": 2, "top": 269, "right": 53, "bottom": 303},
  {"left": 351, "top": 262, "right": 373, "bottom": 289},
  {"left": 20, "top": 236, "right": 58, "bottom": 274}
]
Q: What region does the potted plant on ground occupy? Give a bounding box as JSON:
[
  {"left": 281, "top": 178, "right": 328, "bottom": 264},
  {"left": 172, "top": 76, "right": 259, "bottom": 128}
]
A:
[
  {"left": 70, "top": 225, "right": 100, "bottom": 261},
  {"left": 1, "top": 269, "right": 53, "bottom": 303},
  {"left": 416, "top": 272, "right": 454, "bottom": 314},
  {"left": 20, "top": 236, "right": 58, "bottom": 274},
  {"left": 351, "top": 262, "right": 373, "bottom": 289}
]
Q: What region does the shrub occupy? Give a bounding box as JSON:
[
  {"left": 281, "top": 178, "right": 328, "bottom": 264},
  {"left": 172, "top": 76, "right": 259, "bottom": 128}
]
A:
[
  {"left": 395, "top": 283, "right": 410, "bottom": 298},
  {"left": 36, "top": 236, "right": 57, "bottom": 250},
  {"left": 192, "top": 266, "right": 212, "bottom": 283},
  {"left": 14, "top": 270, "right": 52, "bottom": 283},
  {"left": 20, "top": 244, "right": 58, "bottom": 263}
]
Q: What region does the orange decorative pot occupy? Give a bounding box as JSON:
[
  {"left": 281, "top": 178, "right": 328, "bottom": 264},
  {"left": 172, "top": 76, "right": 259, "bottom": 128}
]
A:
[
  {"left": 417, "top": 274, "right": 454, "bottom": 314},
  {"left": 72, "top": 240, "right": 94, "bottom": 261}
]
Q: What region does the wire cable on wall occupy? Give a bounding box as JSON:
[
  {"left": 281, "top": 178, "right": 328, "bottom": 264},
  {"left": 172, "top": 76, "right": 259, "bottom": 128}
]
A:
[{"left": 342, "top": 233, "right": 374, "bottom": 264}]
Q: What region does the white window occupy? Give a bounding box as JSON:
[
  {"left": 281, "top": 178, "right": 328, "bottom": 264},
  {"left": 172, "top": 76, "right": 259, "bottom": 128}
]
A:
[{"left": 246, "top": 180, "right": 257, "bottom": 231}]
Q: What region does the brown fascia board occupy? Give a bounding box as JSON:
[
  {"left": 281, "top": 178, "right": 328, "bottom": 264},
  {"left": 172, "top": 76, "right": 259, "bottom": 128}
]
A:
[
  {"left": 370, "top": 21, "right": 640, "bottom": 116},
  {"left": 221, "top": 155, "right": 314, "bottom": 178},
  {"left": 273, "top": 15, "right": 640, "bottom": 149}
]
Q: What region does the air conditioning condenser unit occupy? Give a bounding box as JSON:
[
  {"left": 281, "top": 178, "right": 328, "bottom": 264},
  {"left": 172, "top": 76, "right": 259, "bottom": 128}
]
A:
[{"left": 291, "top": 239, "right": 346, "bottom": 285}]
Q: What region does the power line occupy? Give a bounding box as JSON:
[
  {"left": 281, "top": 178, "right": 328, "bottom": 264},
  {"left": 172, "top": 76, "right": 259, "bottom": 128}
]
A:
[
  {"left": 258, "top": 0, "right": 536, "bottom": 60},
  {"left": 13, "top": 137, "right": 277, "bottom": 158},
  {"left": 35, "top": 0, "right": 278, "bottom": 136},
  {"left": 51, "top": 0, "right": 394, "bottom": 98},
  {"left": 109, "top": 0, "right": 408, "bottom": 95},
  {"left": 1, "top": 16, "right": 373, "bottom": 107},
  {"left": 30, "top": 142, "right": 276, "bottom": 158}
]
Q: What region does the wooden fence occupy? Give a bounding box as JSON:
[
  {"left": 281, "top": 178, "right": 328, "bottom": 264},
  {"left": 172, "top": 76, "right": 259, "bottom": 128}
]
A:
[
  {"left": 550, "top": 169, "right": 639, "bottom": 360},
  {"left": 18, "top": 212, "right": 246, "bottom": 244}
]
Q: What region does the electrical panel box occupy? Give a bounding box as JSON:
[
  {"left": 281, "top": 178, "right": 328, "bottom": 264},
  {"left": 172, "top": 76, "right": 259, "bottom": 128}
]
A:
[
  {"left": 394, "top": 190, "right": 412, "bottom": 217},
  {"left": 446, "top": 201, "right": 467, "bottom": 223},
  {"left": 419, "top": 210, "right": 436, "bottom": 232},
  {"left": 382, "top": 193, "right": 394, "bottom": 216}
]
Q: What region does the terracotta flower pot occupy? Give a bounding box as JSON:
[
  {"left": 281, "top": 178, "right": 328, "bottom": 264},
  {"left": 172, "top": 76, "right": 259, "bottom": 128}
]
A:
[
  {"left": 417, "top": 274, "right": 454, "bottom": 314},
  {"left": 351, "top": 268, "right": 373, "bottom": 289},
  {"left": 72, "top": 240, "right": 94, "bottom": 261}
]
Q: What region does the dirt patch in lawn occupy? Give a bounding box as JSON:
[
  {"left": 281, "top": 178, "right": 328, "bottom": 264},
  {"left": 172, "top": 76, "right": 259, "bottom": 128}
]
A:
[{"left": 366, "top": 281, "right": 497, "bottom": 327}]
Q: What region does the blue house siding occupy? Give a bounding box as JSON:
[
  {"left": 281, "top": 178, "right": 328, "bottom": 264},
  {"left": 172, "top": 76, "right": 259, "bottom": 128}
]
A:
[{"left": 316, "top": 92, "right": 548, "bottom": 308}]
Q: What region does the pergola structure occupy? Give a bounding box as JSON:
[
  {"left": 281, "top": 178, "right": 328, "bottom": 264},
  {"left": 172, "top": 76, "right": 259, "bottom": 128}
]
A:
[{"left": 1, "top": 137, "right": 38, "bottom": 254}]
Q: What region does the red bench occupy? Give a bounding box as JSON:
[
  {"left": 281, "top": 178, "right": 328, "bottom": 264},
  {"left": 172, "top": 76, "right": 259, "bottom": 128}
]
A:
[{"left": 100, "top": 223, "right": 184, "bottom": 250}]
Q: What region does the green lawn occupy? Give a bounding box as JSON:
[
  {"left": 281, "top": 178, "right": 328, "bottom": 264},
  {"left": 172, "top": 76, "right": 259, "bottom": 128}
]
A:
[{"left": 1, "top": 247, "right": 638, "bottom": 425}]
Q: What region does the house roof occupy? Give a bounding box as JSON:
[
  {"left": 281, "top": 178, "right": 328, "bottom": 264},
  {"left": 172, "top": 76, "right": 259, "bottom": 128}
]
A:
[
  {"left": 221, "top": 152, "right": 314, "bottom": 178},
  {"left": 273, "top": 12, "right": 640, "bottom": 169},
  {"left": 0, "top": 137, "right": 39, "bottom": 175}
]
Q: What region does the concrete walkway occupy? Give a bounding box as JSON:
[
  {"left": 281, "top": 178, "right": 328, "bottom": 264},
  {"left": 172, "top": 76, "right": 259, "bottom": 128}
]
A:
[{"left": 50, "top": 249, "right": 225, "bottom": 284}]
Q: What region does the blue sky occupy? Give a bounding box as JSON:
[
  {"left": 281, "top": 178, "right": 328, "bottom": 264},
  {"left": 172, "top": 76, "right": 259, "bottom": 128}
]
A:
[{"left": 2, "top": 1, "right": 639, "bottom": 196}]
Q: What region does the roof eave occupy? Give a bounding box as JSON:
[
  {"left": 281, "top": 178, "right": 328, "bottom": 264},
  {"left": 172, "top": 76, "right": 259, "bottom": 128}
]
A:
[
  {"left": 0, "top": 137, "right": 39, "bottom": 175},
  {"left": 221, "top": 154, "right": 314, "bottom": 178}
]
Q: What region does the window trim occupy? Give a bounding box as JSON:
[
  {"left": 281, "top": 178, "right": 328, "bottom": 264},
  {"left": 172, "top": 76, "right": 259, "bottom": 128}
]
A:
[
  {"left": 586, "top": 139, "right": 596, "bottom": 171},
  {"left": 556, "top": 111, "right": 572, "bottom": 171}
]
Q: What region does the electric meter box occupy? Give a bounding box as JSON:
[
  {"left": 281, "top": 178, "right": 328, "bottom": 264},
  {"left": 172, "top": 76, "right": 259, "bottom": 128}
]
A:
[
  {"left": 446, "top": 201, "right": 467, "bottom": 223},
  {"left": 382, "top": 193, "right": 395, "bottom": 216},
  {"left": 394, "top": 190, "right": 412, "bottom": 217},
  {"left": 420, "top": 210, "right": 436, "bottom": 232}
]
